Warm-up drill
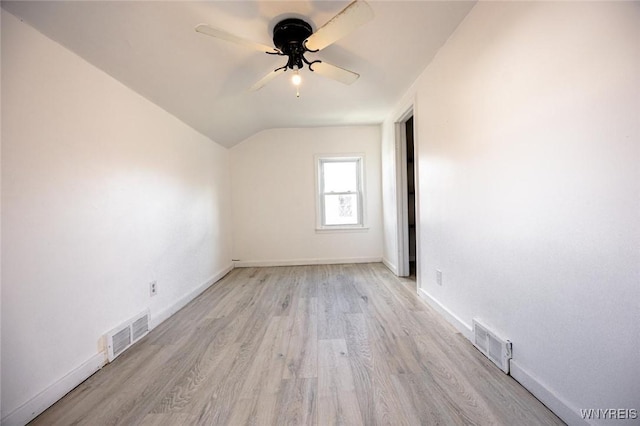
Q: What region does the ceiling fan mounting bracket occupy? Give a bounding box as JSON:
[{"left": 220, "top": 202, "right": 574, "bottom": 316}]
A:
[
  {"left": 271, "top": 18, "right": 318, "bottom": 72},
  {"left": 272, "top": 18, "right": 312, "bottom": 51}
]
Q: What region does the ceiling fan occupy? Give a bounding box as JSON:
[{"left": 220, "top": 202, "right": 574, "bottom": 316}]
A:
[{"left": 195, "top": 0, "right": 374, "bottom": 94}]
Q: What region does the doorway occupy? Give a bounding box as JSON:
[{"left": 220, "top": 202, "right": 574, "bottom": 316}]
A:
[
  {"left": 405, "top": 117, "right": 417, "bottom": 279},
  {"left": 395, "top": 108, "right": 417, "bottom": 288}
]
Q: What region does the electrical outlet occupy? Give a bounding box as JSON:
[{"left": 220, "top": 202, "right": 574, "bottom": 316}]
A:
[
  {"left": 436, "top": 270, "right": 442, "bottom": 286},
  {"left": 150, "top": 281, "right": 157, "bottom": 296}
]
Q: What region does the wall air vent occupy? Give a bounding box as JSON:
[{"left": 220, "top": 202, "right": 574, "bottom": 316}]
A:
[
  {"left": 472, "top": 319, "right": 512, "bottom": 374},
  {"left": 105, "top": 310, "right": 150, "bottom": 362}
]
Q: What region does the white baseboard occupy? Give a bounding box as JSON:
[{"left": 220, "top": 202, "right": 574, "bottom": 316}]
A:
[
  {"left": 510, "top": 360, "right": 586, "bottom": 426},
  {"left": 382, "top": 257, "right": 398, "bottom": 275},
  {"left": 149, "top": 263, "right": 234, "bottom": 330},
  {"left": 417, "top": 287, "right": 473, "bottom": 340},
  {"left": 233, "top": 257, "right": 382, "bottom": 268},
  {"left": 1, "top": 353, "right": 106, "bottom": 426}
]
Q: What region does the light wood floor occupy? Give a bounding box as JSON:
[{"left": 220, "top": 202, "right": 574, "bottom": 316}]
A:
[{"left": 31, "top": 263, "right": 563, "bottom": 425}]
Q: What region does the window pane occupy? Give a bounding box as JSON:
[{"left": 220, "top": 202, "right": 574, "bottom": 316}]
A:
[
  {"left": 324, "top": 193, "right": 359, "bottom": 225},
  {"left": 323, "top": 161, "right": 357, "bottom": 193}
]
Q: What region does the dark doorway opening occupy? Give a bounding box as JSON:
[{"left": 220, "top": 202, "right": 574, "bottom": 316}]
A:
[{"left": 405, "top": 116, "right": 416, "bottom": 279}]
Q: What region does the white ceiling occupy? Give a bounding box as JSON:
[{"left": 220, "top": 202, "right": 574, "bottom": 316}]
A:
[{"left": 2, "top": 1, "right": 475, "bottom": 147}]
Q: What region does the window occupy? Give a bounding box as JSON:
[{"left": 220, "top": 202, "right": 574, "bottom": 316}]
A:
[{"left": 316, "top": 155, "right": 365, "bottom": 229}]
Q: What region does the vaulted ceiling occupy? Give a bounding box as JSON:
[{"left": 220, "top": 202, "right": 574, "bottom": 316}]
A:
[{"left": 2, "top": 1, "right": 475, "bottom": 147}]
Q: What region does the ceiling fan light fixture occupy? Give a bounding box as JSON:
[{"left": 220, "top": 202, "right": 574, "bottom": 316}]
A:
[{"left": 291, "top": 68, "right": 302, "bottom": 86}]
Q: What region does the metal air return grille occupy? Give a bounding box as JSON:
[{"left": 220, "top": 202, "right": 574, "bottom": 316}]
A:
[
  {"left": 105, "top": 310, "right": 150, "bottom": 362},
  {"left": 473, "top": 319, "right": 512, "bottom": 374}
]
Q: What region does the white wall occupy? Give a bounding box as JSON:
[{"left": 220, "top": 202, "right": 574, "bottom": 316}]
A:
[
  {"left": 1, "top": 11, "right": 232, "bottom": 424},
  {"left": 231, "top": 126, "right": 383, "bottom": 266},
  {"left": 382, "top": 2, "right": 640, "bottom": 424},
  {"left": 0, "top": 8, "right": 3, "bottom": 419}
]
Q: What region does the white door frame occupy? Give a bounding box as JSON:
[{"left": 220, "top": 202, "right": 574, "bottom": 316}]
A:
[{"left": 394, "top": 105, "right": 416, "bottom": 278}]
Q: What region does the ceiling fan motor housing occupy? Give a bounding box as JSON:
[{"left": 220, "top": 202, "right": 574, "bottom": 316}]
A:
[{"left": 272, "top": 18, "right": 314, "bottom": 70}]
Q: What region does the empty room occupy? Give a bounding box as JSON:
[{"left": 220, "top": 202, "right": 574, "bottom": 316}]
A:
[{"left": 1, "top": 1, "right": 638, "bottom": 425}]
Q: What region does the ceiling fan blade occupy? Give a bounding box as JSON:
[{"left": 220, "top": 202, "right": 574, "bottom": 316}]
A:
[
  {"left": 249, "top": 68, "right": 287, "bottom": 92},
  {"left": 304, "top": 0, "right": 374, "bottom": 52},
  {"left": 311, "top": 62, "right": 359, "bottom": 85},
  {"left": 195, "top": 24, "right": 279, "bottom": 54}
]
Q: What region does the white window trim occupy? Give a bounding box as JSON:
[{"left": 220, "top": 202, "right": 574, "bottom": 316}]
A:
[{"left": 315, "top": 153, "right": 367, "bottom": 232}]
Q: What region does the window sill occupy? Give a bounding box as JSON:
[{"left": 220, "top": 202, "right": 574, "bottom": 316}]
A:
[{"left": 315, "top": 226, "right": 369, "bottom": 234}]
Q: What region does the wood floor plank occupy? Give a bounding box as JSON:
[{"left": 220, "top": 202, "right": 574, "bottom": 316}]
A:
[
  {"left": 410, "top": 333, "right": 504, "bottom": 425},
  {"left": 350, "top": 270, "right": 409, "bottom": 339},
  {"left": 301, "top": 266, "right": 320, "bottom": 298},
  {"left": 366, "top": 263, "right": 425, "bottom": 312},
  {"left": 283, "top": 296, "right": 318, "bottom": 379},
  {"left": 30, "top": 264, "right": 564, "bottom": 426},
  {"left": 343, "top": 314, "right": 374, "bottom": 425},
  {"left": 335, "top": 266, "right": 364, "bottom": 314},
  {"left": 186, "top": 342, "right": 244, "bottom": 425},
  {"left": 151, "top": 319, "right": 239, "bottom": 414},
  {"left": 367, "top": 317, "right": 419, "bottom": 376},
  {"left": 318, "top": 277, "right": 346, "bottom": 340},
  {"left": 238, "top": 315, "right": 291, "bottom": 399},
  {"left": 370, "top": 369, "right": 418, "bottom": 426},
  {"left": 391, "top": 371, "right": 463, "bottom": 425},
  {"left": 204, "top": 268, "right": 267, "bottom": 320},
  {"left": 318, "top": 339, "right": 364, "bottom": 426},
  {"left": 274, "top": 378, "right": 318, "bottom": 426},
  {"left": 139, "top": 412, "right": 198, "bottom": 426},
  {"left": 344, "top": 312, "right": 415, "bottom": 426}
]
